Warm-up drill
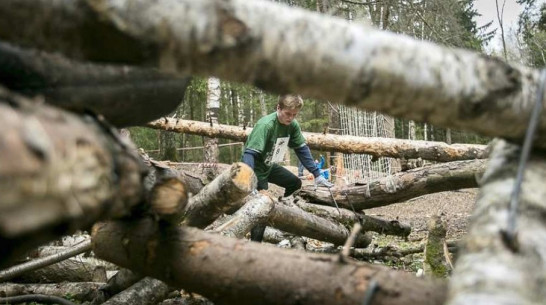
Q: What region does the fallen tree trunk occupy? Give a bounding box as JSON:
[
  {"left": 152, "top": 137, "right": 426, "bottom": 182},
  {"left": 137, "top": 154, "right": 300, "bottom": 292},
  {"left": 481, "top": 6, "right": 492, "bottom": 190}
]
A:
[
  {"left": 215, "top": 193, "right": 275, "bottom": 238},
  {"left": 101, "top": 277, "right": 172, "bottom": 305},
  {"left": 181, "top": 163, "right": 257, "bottom": 228},
  {"left": 0, "top": 0, "right": 157, "bottom": 64},
  {"left": 300, "top": 159, "right": 485, "bottom": 210},
  {"left": 2, "top": 1, "right": 542, "bottom": 146},
  {"left": 92, "top": 218, "right": 447, "bottom": 305},
  {"left": 0, "top": 282, "right": 104, "bottom": 303},
  {"left": 351, "top": 241, "right": 458, "bottom": 260},
  {"left": 148, "top": 118, "right": 487, "bottom": 162},
  {"left": 447, "top": 140, "right": 546, "bottom": 305},
  {"left": 268, "top": 201, "right": 371, "bottom": 248},
  {"left": 85, "top": 0, "right": 545, "bottom": 148},
  {"left": 0, "top": 87, "right": 147, "bottom": 267},
  {"left": 0, "top": 42, "right": 190, "bottom": 127},
  {"left": 294, "top": 200, "right": 411, "bottom": 238}
]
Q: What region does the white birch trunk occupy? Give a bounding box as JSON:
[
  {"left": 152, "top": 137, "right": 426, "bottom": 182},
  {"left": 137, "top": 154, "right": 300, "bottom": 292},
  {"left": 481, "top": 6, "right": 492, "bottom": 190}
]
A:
[
  {"left": 204, "top": 77, "right": 220, "bottom": 165},
  {"left": 86, "top": 0, "right": 544, "bottom": 147},
  {"left": 447, "top": 140, "right": 546, "bottom": 305},
  {"left": 148, "top": 118, "right": 488, "bottom": 162}
]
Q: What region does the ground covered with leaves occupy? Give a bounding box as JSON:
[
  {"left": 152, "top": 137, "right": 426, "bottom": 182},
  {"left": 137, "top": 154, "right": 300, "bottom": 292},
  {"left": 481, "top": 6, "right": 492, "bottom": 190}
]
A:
[{"left": 364, "top": 189, "right": 477, "bottom": 273}]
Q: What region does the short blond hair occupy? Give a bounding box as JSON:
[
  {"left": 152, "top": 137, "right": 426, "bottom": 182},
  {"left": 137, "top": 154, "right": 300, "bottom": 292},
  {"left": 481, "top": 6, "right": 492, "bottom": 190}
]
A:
[{"left": 278, "top": 95, "right": 303, "bottom": 110}]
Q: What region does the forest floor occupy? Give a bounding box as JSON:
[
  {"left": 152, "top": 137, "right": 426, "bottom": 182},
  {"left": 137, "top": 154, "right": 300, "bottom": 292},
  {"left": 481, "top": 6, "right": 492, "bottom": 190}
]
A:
[
  {"left": 358, "top": 188, "right": 478, "bottom": 273},
  {"left": 288, "top": 174, "right": 478, "bottom": 274}
]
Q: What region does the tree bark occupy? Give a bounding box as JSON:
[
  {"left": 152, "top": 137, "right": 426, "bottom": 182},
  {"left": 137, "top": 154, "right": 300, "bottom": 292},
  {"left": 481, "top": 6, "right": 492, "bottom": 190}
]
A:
[
  {"left": 0, "top": 87, "right": 147, "bottom": 267},
  {"left": 84, "top": 0, "right": 545, "bottom": 148},
  {"left": 0, "top": 42, "right": 190, "bottom": 127},
  {"left": 203, "top": 77, "right": 220, "bottom": 176},
  {"left": 423, "top": 215, "right": 450, "bottom": 278},
  {"left": 447, "top": 140, "right": 546, "bottom": 305},
  {"left": 0, "top": 240, "right": 92, "bottom": 283},
  {"left": 268, "top": 201, "right": 371, "bottom": 248},
  {"left": 99, "top": 268, "right": 144, "bottom": 301},
  {"left": 148, "top": 118, "right": 488, "bottom": 162},
  {"left": 92, "top": 218, "right": 447, "bottom": 305},
  {"left": 300, "top": 159, "right": 485, "bottom": 210},
  {"left": 0, "top": 0, "right": 157, "bottom": 63},
  {"left": 101, "top": 277, "right": 172, "bottom": 305},
  {"left": 159, "top": 293, "right": 214, "bottom": 305},
  {"left": 294, "top": 200, "right": 411, "bottom": 238},
  {"left": 215, "top": 193, "right": 275, "bottom": 238},
  {"left": 0, "top": 282, "right": 104, "bottom": 303},
  {"left": 181, "top": 163, "right": 257, "bottom": 228}
]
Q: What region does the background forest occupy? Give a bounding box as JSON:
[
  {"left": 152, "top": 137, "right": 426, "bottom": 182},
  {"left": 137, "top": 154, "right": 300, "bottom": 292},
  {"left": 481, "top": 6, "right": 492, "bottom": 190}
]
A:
[{"left": 130, "top": 0, "right": 545, "bottom": 166}]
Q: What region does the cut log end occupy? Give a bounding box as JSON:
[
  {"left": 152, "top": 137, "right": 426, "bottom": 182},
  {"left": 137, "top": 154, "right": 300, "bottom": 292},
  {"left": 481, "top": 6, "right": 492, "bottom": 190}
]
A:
[
  {"left": 230, "top": 162, "right": 257, "bottom": 192},
  {"left": 150, "top": 178, "right": 188, "bottom": 220}
]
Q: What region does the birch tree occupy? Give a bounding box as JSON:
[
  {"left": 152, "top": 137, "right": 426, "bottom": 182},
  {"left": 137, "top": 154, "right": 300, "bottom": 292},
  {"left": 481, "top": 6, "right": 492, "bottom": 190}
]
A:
[{"left": 204, "top": 77, "right": 221, "bottom": 166}]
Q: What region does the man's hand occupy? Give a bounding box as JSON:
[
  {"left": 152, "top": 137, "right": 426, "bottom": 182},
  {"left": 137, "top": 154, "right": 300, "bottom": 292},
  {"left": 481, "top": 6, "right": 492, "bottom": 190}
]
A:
[{"left": 315, "top": 175, "right": 334, "bottom": 188}]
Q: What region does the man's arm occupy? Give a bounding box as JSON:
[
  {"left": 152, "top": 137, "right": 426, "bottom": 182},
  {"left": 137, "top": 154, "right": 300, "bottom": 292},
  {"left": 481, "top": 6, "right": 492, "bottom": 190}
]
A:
[
  {"left": 293, "top": 145, "right": 320, "bottom": 178},
  {"left": 242, "top": 148, "right": 260, "bottom": 170},
  {"left": 294, "top": 145, "right": 333, "bottom": 188}
]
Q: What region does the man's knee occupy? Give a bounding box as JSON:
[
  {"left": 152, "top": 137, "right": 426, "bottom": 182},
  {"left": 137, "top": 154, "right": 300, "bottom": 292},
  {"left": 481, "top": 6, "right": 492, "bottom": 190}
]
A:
[{"left": 284, "top": 176, "right": 302, "bottom": 197}]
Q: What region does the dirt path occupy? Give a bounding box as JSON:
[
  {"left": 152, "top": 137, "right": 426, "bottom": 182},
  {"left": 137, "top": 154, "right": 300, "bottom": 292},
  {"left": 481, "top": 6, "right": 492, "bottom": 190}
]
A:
[{"left": 366, "top": 188, "right": 478, "bottom": 240}]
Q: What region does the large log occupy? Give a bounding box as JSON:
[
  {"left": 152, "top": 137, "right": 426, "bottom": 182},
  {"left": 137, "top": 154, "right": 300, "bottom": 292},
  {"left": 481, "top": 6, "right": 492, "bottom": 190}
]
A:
[
  {"left": 147, "top": 118, "right": 487, "bottom": 162},
  {"left": 181, "top": 163, "right": 257, "bottom": 228},
  {"left": 447, "top": 140, "right": 546, "bottom": 305},
  {"left": 293, "top": 200, "right": 411, "bottom": 238},
  {"left": 268, "top": 201, "right": 371, "bottom": 248},
  {"left": 0, "top": 42, "right": 190, "bottom": 127},
  {"left": 215, "top": 193, "right": 275, "bottom": 238},
  {"left": 300, "top": 159, "right": 486, "bottom": 210},
  {"left": 1, "top": 1, "right": 542, "bottom": 145},
  {"left": 92, "top": 218, "right": 447, "bottom": 305},
  {"left": 0, "top": 0, "right": 157, "bottom": 63},
  {"left": 0, "top": 87, "right": 147, "bottom": 267},
  {"left": 83, "top": 0, "right": 544, "bottom": 147}
]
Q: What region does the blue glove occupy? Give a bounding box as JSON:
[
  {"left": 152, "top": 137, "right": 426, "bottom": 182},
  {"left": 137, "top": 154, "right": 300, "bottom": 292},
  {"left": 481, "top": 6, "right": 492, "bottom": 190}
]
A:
[{"left": 315, "top": 175, "right": 334, "bottom": 188}]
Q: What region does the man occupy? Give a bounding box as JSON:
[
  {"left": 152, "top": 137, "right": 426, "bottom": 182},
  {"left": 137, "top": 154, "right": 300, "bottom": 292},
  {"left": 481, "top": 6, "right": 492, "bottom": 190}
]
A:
[{"left": 242, "top": 94, "right": 333, "bottom": 242}]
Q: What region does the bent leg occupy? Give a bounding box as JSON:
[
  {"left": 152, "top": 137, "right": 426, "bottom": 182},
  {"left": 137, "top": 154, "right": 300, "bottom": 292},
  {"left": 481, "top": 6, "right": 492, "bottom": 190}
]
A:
[{"left": 268, "top": 164, "right": 302, "bottom": 197}]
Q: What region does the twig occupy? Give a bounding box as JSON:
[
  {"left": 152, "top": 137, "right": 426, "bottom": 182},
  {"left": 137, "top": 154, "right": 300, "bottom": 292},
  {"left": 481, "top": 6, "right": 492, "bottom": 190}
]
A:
[
  {"left": 0, "top": 239, "right": 91, "bottom": 282},
  {"left": 340, "top": 223, "right": 362, "bottom": 260}
]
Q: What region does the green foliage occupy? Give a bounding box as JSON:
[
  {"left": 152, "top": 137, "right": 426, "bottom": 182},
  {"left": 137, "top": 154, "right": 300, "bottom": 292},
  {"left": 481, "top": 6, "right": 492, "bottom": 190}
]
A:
[
  {"left": 129, "top": 127, "right": 158, "bottom": 151},
  {"left": 518, "top": 0, "right": 546, "bottom": 67}
]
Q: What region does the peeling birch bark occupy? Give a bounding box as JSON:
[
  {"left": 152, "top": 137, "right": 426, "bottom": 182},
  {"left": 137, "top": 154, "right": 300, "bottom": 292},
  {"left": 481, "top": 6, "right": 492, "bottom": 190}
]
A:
[
  {"left": 101, "top": 277, "right": 172, "bottom": 305},
  {"left": 447, "top": 140, "right": 546, "bottom": 305},
  {"left": 0, "top": 42, "right": 190, "bottom": 127},
  {"left": 92, "top": 218, "right": 447, "bottom": 305},
  {"left": 262, "top": 227, "right": 295, "bottom": 244},
  {"left": 0, "top": 87, "right": 147, "bottom": 267},
  {"left": 85, "top": 0, "right": 545, "bottom": 146},
  {"left": 181, "top": 163, "right": 257, "bottom": 228},
  {"left": 268, "top": 202, "right": 371, "bottom": 247},
  {"left": 148, "top": 118, "right": 488, "bottom": 162},
  {"left": 100, "top": 268, "right": 143, "bottom": 301},
  {"left": 301, "top": 159, "right": 485, "bottom": 210},
  {"left": 216, "top": 193, "right": 275, "bottom": 238}
]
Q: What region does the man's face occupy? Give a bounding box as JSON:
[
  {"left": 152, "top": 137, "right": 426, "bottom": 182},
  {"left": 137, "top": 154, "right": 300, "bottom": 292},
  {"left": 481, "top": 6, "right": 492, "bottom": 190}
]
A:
[{"left": 277, "top": 106, "right": 300, "bottom": 125}]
